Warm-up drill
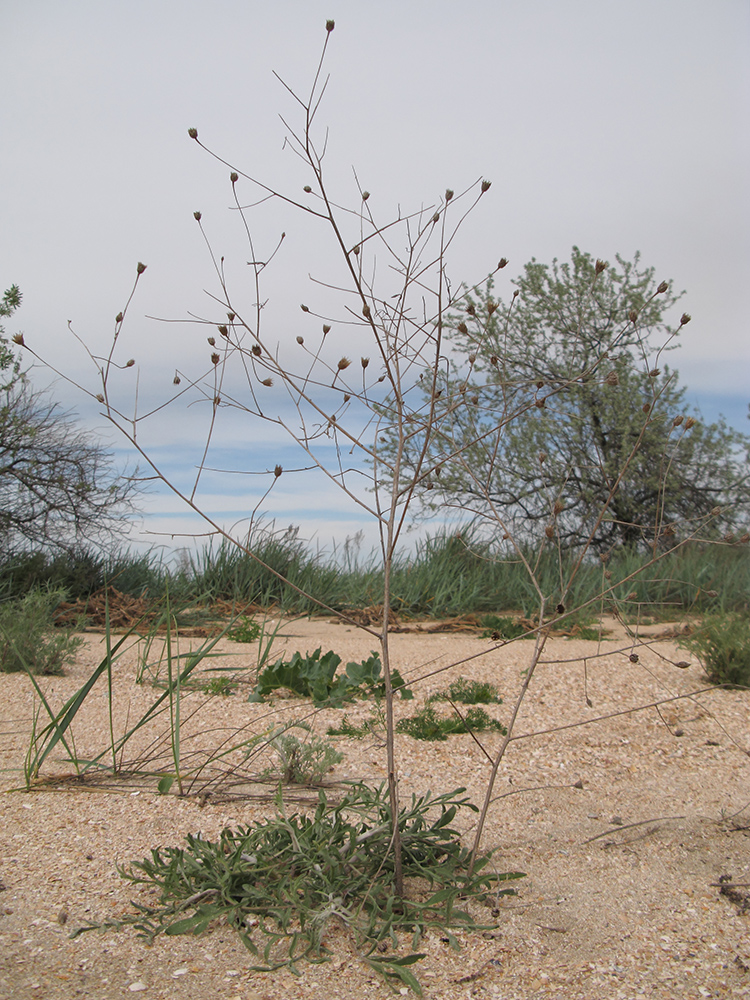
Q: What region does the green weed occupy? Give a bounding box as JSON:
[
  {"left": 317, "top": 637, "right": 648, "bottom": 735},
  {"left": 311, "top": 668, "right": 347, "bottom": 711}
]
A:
[
  {"left": 682, "top": 614, "right": 750, "bottom": 687},
  {"left": 0, "top": 588, "right": 84, "bottom": 675},
  {"left": 396, "top": 706, "right": 507, "bottom": 742},
  {"left": 428, "top": 677, "right": 502, "bottom": 705}
]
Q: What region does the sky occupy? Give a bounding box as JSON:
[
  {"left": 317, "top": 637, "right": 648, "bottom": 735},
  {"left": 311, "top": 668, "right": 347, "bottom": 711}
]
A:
[{"left": 2, "top": 0, "right": 749, "bottom": 557}]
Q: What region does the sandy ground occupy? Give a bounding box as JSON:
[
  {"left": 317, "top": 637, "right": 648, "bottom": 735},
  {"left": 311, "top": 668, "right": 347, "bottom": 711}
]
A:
[{"left": 1, "top": 616, "right": 750, "bottom": 1000}]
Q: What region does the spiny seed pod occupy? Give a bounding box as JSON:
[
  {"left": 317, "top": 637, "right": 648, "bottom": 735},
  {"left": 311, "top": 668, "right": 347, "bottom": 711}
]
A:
[
  {"left": 657, "top": 281, "right": 669, "bottom": 294},
  {"left": 136, "top": 262, "right": 147, "bottom": 274},
  {"left": 352, "top": 245, "right": 360, "bottom": 255},
  {"left": 173, "top": 375, "right": 181, "bottom": 385},
  {"left": 432, "top": 212, "right": 440, "bottom": 223},
  {"left": 680, "top": 312, "right": 691, "bottom": 325},
  {"left": 252, "top": 344, "right": 262, "bottom": 356},
  {"left": 605, "top": 370, "right": 620, "bottom": 386},
  {"left": 649, "top": 369, "right": 660, "bottom": 378},
  {"left": 300, "top": 304, "right": 309, "bottom": 313},
  {"left": 96, "top": 393, "right": 105, "bottom": 402},
  {"left": 362, "top": 303, "right": 371, "bottom": 318},
  {"left": 672, "top": 415, "right": 684, "bottom": 427},
  {"left": 338, "top": 357, "right": 352, "bottom": 370},
  {"left": 194, "top": 211, "right": 202, "bottom": 221},
  {"left": 274, "top": 465, "right": 283, "bottom": 478},
  {"left": 498, "top": 257, "right": 508, "bottom": 268},
  {"left": 303, "top": 185, "right": 312, "bottom": 193},
  {"left": 553, "top": 499, "right": 564, "bottom": 515},
  {"left": 361, "top": 357, "right": 369, "bottom": 368},
  {"left": 629, "top": 653, "right": 639, "bottom": 663},
  {"left": 326, "top": 19, "right": 335, "bottom": 31},
  {"left": 12, "top": 333, "right": 24, "bottom": 346},
  {"left": 628, "top": 310, "right": 638, "bottom": 323},
  {"left": 230, "top": 172, "right": 238, "bottom": 183},
  {"left": 685, "top": 416, "right": 695, "bottom": 429},
  {"left": 188, "top": 127, "right": 198, "bottom": 139},
  {"left": 545, "top": 525, "right": 555, "bottom": 539},
  {"left": 487, "top": 299, "right": 498, "bottom": 315},
  {"left": 211, "top": 353, "right": 220, "bottom": 365},
  {"left": 218, "top": 325, "right": 229, "bottom": 337},
  {"left": 362, "top": 190, "right": 370, "bottom": 201},
  {"left": 467, "top": 304, "right": 476, "bottom": 316},
  {"left": 296, "top": 335, "right": 304, "bottom": 345},
  {"left": 445, "top": 189, "right": 454, "bottom": 201},
  {"left": 227, "top": 312, "right": 235, "bottom": 321},
  {"left": 115, "top": 312, "right": 123, "bottom": 323},
  {"left": 261, "top": 377, "right": 273, "bottom": 387},
  {"left": 323, "top": 324, "right": 331, "bottom": 334},
  {"left": 481, "top": 179, "right": 491, "bottom": 192},
  {"left": 207, "top": 336, "right": 216, "bottom": 346},
  {"left": 457, "top": 322, "right": 468, "bottom": 335},
  {"left": 125, "top": 358, "right": 135, "bottom": 368},
  {"left": 595, "top": 259, "right": 607, "bottom": 274}
]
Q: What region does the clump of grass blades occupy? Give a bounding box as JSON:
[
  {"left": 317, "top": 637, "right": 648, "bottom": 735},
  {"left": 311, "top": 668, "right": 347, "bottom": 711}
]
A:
[
  {"left": 682, "top": 613, "right": 750, "bottom": 687},
  {"left": 72, "top": 783, "right": 523, "bottom": 994}
]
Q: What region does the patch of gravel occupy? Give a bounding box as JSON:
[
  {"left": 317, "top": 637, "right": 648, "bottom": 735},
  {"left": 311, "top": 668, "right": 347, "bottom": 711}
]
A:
[{"left": 1, "top": 617, "right": 749, "bottom": 999}]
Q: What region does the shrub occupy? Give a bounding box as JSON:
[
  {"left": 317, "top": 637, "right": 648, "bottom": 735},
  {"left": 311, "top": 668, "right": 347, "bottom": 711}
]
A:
[
  {"left": 396, "top": 705, "right": 506, "bottom": 741},
  {"left": 253, "top": 722, "right": 343, "bottom": 784},
  {"left": 682, "top": 614, "right": 750, "bottom": 687},
  {"left": 0, "top": 588, "right": 83, "bottom": 675}
]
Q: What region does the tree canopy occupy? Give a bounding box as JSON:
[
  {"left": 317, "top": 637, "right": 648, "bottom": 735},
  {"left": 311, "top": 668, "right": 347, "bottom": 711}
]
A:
[
  {"left": 380, "top": 248, "right": 749, "bottom": 553},
  {"left": 0, "top": 287, "right": 142, "bottom": 553}
]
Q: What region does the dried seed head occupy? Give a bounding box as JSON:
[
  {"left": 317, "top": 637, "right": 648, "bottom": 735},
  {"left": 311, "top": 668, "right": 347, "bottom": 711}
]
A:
[
  {"left": 487, "top": 299, "right": 498, "bottom": 315},
  {"left": 362, "top": 303, "right": 371, "bottom": 318},
  {"left": 252, "top": 344, "right": 262, "bottom": 356},
  {"left": 628, "top": 309, "right": 638, "bottom": 323},
  {"left": 490, "top": 355, "right": 498, "bottom": 366},
  {"left": 173, "top": 375, "right": 181, "bottom": 385},
  {"left": 739, "top": 533, "right": 750, "bottom": 544},
  {"left": 303, "top": 185, "right": 312, "bottom": 193},
  {"left": 498, "top": 257, "right": 508, "bottom": 268},
  {"left": 323, "top": 324, "right": 331, "bottom": 334},
  {"left": 115, "top": 312, "right": 123, "bottom": 323},
  {"left": 675, "top": 660, "right": 690, "bottom": 669},
  {"left": 626, "top": 591, "right": 638, "bottom": 601},
  {"left": 553, "top": 499, "right": 564, "bottom": 515},
  {"left": 556, "top": 603, "right": 565, "bottom": 615},
  {"left": 672, "top": 415, "right": 684, "bottom": 427},
  {"left": 425, "top": 481, "right": 434, "bottom": 490},
  {"left": 230, "top": 172, "right": 238, "bottom": 183},
  {"left": 227, "top": 312, "right": 235, "bottom": 321},
  {"left": 362, "top": 190, "right": 370, "bottom": 201},
  {"left": 657, "top": 280, "right": 669, "bottom": 293},
  {"left": 471, "top": 395, "right": 479, "bottom": 405},
  {"left": 536, "top": 380, "right": 545, "bottom": 389},
  {"left": 538, "top": 452, "right": 547, "bottom": 463},
  {"left": 188, "top": 127, "right": 198, "bottom": 139},
  {"left": 211, "top": 353, "right": 220, "bottom": 365},
  {"left": 207, "top": 336, "right": 216, "bottom": 346},
  {"left": 432, "top": 212, "right": 440, "bottom": 223},
  {"left": 343, "top": 393, "right": 350, "bottom": 402},
  {"left": 604, "top": 569, "right": 612, "bottom": 579},
  {"left": 685, "top": 416, "right": 695, "bottom": 429},
  {"left": 12, "top": 333, "right": 24, "bottom": 346},
  {"left": 445, "top": 188, "right": 454, "bottom": 201},
  {"left": 361, "top": 357, "right": 369, "bottom": 368},
  {"left": 605, "top": 370, "right": 620, "bottom": 386},
  {"left": 680, "top": 312, "right": 691, "bottom": 326},
  {"left": 649, "top": 369, "right": 660, "bottom": 378},
  {"left": 642, "top": 403, "right": 651, "bottom": 414},
  {"left": 193, "top": 211, "right": 202, "bottom": 221},
  {"left": 711, "top": 506, "right": 722, "bottom": 516},
  {"left": 724, "top": 532, "right": 735, "bottom": 543},
  {"left": 512, "top": 289, "right": 519, "bottom": 299},
  {"left": 629, "top": 653, "right": 639, "bottom": 663},
  {"left": 125, "top": 358, "right": 135, "bottom": 368},
  {"left": 337, "top": 357, "right": 352, "bottom": 370},
  {"left": 300, "top": 304, "right": 310, "bottom": 312},
  {"left": 274, "top": 465, "right": 283, "bottom": 478},
  {"left": 214, "top": 395, "right": 221, "bottom": 405},
  {"left": 352, "top": 244, "right": 360, "bottom": 255},
  {"left": 95, "top": 393, "right": 105, "bottom": 402},
  {"left": 260, "top": 377, "right": 273, "bottom": 387},
  {"left": 326, "top": 19, "right": 335, "bottom": 31},
  {"left": 545, "top": 525, "right": 555, "bottom": 539},
  {"left": 595, "top": 259, "right": 607, "bottom": 274},
  {"left": 136, "top": 262, "right": 147, "bottom": 274},
  {"left": 704, "top": 589, "right": 718, "bottom": 597},
  {"left": 468, "top": 353, "right": 476, "bottom": 364},
  {"left": 218, "top": 325, "right": 229, "bottom": 338},
  {"left": 377, "top": 374, "right": 386, "bottom": 383},
  {"left": 296, "top": 335, "right": 304, "bottom": 345},
  {"left": 457, "top": 321, "right": 468, "bottom": 335},
  {"left": 481, "top": 179, "right": 491, "bottom": 192},
  {"left": 466, "top": 303, "right": 476, "bottom": 316},
  {"left": 535, "top": 397, "right": 546, "bottom": 408}
]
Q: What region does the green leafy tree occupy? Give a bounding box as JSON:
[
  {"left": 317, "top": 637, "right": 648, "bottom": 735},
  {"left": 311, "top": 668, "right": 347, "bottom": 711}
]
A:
[
  {"left": 0, "top": 287, "right": 141, "bottom": 554},
  {"left": 384, "top": 248, "right": 749, "bottom": 552}
]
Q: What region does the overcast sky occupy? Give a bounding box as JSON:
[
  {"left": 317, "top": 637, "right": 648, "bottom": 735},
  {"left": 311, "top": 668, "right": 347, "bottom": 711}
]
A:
[{"left": 2, "top": 0, "right": 748, "bottom": 556}]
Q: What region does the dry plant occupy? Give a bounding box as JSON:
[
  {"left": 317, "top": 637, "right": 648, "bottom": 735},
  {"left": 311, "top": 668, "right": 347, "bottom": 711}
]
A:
[{"left": 19, "top": 19, "right": 744, "bottom": 981}]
